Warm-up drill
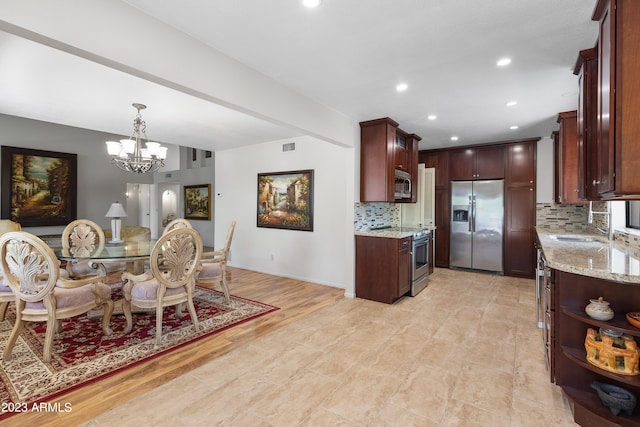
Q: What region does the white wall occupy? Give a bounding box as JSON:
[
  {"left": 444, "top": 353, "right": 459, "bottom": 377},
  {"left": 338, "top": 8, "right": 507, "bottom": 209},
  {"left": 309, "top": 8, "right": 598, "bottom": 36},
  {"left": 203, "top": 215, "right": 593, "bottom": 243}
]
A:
[
  {"left": 0, "top": 114, "right": 180, "bottom": 235},
  {"left": 536, "top": 136, "right": 554, "bottom": 203},
  {"left": 215, "top": 136, "right": 354, "bottom": 293}
]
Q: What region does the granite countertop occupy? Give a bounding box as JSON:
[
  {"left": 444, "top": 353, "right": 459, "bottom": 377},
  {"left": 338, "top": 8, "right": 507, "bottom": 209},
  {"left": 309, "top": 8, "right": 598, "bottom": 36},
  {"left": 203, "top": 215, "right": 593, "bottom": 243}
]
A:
[
  {"left": 536, "top": 228, "right": 640, "bottom": 284},
  {"left": 355, "top": 225, "right": 436, "bottom": 239}
]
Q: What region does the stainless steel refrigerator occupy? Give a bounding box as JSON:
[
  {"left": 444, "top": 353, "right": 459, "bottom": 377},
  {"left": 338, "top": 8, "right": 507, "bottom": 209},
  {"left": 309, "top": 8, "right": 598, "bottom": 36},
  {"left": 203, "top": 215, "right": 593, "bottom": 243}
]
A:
[{"left": 450, "top": 180, "right": 504, "bottom": 273}]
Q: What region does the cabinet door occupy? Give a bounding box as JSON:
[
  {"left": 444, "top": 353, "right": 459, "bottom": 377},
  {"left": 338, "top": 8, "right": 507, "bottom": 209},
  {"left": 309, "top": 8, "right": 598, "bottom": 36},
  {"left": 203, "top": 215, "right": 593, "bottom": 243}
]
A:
[
  {"left": 434, "top": 187, "right": 450, "bottom": 268},
  {"left": 398, "top": 239, "right": 411, "bottom": 297},
  {"left": 360, "top": 119, "right": 397, "bottom": 202},
  {"left": 556, "top": 111, "right": 580, "bottom": 204},
  {"left": 395, "top": 132, "right": 410, "bottom": 172},
  {"left": 506, "top": 143, "right": 536, "bottom": 186},
  {"left": 449, "top": 148, "right": 475, "bottom": 180},
  {"left": 420, "top": 150, "right": 449, "bottom": 188},
  {"left": 475, "top": 146, "right": 505, "bottom": 179},
  {"left": 575, "top": 48, "right": 599, "bottom": 201},
  {"left": 595, "top": 1, "right": 614, "bottom": 194},
  {"left": 504, "top": 186, "right": 535, "bottom": 277}
]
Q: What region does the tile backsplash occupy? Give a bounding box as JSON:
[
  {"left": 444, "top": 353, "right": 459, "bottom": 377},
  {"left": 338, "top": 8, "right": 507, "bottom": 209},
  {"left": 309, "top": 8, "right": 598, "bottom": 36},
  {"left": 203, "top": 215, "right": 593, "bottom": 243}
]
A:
[
  {"left": 536, "top": 202, "right": 589, "bottom": 232},
  {"left": 354, "top": 202, "right": 400, "bottom": 231}
]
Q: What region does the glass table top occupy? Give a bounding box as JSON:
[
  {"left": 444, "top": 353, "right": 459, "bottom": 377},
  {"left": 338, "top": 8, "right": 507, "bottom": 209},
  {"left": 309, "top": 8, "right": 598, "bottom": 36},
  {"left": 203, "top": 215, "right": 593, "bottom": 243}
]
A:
[{"left": 55, "top": 240, "right": 158, "bottom": 261}]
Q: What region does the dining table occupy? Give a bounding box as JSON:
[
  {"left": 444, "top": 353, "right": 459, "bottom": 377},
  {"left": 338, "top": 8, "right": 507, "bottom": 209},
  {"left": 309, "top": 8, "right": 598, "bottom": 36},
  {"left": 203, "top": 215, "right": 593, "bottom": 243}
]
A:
[{"left": 55, "top": 239, "right": 157, "bottom": 275}]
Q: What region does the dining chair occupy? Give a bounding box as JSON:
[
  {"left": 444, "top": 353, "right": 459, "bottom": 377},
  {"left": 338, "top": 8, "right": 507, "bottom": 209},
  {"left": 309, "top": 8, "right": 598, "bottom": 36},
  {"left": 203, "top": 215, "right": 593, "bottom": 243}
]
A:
[
  {"left": 162, "top": 218, "right": 193, "bottom": 235},
  {"left": 197, "top": 221, "right": 236, "bottom": 304},
  {"left": 121, "top": 227, "right": 203, "bottom": 346},
  {"left": 0, "top": 220, "right": 21, "bottom": 321},
  {"left": 61, "top": 219, "right": 107, "bottom": 279},
  {"left": 0, "top": 231, "right": 113, "bottom": 363}
]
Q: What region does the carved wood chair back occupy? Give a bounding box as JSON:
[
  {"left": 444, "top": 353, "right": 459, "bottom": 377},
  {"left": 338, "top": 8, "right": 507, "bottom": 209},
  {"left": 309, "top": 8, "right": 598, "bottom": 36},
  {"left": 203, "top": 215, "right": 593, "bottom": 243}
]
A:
[
  {"left": 121, "top": 227, "right": 203, "bottom": 346},
  {"left": 162, "top": 218, "right": 193, "bottom": 235},
  {"left": 0, "top": 231, "right": 113, "bottom": 362},
  {"left": 0, "top": 220, "right": 21, "bottom": 321},
  {"left": 61, "top": 219, "right": 107, "bottom": 278},
  {"left": 197, "top": 221, "right": 236, "bottom": 304}
]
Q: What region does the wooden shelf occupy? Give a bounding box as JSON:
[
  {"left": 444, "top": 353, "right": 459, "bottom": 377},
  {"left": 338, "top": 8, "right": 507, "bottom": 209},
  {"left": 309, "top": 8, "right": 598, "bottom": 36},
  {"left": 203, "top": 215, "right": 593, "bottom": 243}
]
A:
[
  {"left": 562, "top": 345, "right": 640, "bottom": 387},
  {"left": 561, "top": 304, "right": 640, "bottom": 338},
  {"left": 563, "top": 385, "right": 640, "bottom": 427}
]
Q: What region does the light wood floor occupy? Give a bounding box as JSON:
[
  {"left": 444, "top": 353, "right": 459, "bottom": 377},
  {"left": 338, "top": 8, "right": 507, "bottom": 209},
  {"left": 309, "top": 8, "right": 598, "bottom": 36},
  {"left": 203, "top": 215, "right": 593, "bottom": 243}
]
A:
[{"left": 2, "top": 267, "right": 345, "bottom": 427}]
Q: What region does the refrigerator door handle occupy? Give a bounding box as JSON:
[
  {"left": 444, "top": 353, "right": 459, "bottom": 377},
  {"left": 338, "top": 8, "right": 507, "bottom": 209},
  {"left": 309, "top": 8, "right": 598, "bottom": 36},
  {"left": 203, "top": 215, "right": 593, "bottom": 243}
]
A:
[
  {"left": 468, "top": 195, "right": 473, "bottom": 232},
  {"left": 471, "top": 195, "right": 476, "bottom": 232}
]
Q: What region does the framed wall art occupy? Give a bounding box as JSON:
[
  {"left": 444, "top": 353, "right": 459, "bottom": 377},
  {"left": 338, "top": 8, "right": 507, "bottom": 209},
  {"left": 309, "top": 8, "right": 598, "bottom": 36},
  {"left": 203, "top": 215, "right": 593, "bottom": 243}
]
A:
[
  {"left": 257, "top": 169, "right": 313, "bottom": 232},
  {"left": 184, "top": 184, "right": 211, "bottom": 220},
  {"left": 1, "top": 146, "right": 77, "bottom": 227}
]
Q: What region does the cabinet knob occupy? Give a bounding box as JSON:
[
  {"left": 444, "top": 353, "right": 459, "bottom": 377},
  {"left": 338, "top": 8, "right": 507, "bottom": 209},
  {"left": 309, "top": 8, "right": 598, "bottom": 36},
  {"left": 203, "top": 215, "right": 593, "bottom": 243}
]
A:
[
  {"left": 529, "top": 180, "right": 533, "bottom": 184},
  {"left": 593, "top": 180, "right": 601, "bottom": 185},
  {"left": 530, "top": 188, "right": 533, "bottom": 192}
]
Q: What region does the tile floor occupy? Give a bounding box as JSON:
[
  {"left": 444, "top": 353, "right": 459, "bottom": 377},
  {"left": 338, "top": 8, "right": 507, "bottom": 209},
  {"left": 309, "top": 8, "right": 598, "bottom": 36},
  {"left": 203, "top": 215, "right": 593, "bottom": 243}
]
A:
[{"left": 82, "top": 268, "right": 577, "bottom": 426}]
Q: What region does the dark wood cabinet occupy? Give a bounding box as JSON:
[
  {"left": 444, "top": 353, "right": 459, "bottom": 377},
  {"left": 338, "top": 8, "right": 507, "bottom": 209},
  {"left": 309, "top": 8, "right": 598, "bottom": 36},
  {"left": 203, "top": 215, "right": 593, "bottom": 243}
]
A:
[
  {"left": 554, "top": 270, "right": 640, "bottom": 426},
  {"left": 421, "top": 141, "right": 535, "bottom": 276},
  {"left": 420, "top": 150, "right": 450, "bottom": 268},
  {"left": 360, "top": 118, "right": 419, "bottom": 203},
  {"left": 592, "top": 0, "right": 640, "bottom": 198},
  {"left": 449, "top": 145, "right": 505, "bottom": 181},
  {"left": 555, "top": 111, "right": 581, "bottom": 204},
  {"left": 574, "top": 48, "right": 599, "bottom": 201},
  {"left": 504, "top": 141, "right": 536, "bottom": 278},
  {"left": 355, "top": 235, "right": 411, "bottom": 304}
]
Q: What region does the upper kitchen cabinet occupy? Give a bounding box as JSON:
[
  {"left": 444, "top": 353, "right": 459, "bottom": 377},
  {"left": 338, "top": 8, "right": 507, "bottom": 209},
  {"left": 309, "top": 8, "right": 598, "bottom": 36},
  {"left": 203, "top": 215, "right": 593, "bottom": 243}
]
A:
[
  {"left": 360, "top": 118, "right": 420, "bottom": 203},
  {"left": 573, "top": 48, "right": 599, "bottom": 201},
  {"left": 554, "top": 111, "right": 581, "bottom": 204},
  {"left": 592, "top": 0, "right": 640, "bottom": 198},
  {"left": 449, "top": 145, "right": 505, "bottom": 181}
]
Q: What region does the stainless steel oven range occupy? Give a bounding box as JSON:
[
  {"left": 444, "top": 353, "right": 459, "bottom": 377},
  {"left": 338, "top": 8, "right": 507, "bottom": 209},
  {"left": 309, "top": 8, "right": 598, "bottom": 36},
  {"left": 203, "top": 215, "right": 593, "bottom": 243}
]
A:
[{"left": 410, "top": 228, "right": 430, "bottom": 296}]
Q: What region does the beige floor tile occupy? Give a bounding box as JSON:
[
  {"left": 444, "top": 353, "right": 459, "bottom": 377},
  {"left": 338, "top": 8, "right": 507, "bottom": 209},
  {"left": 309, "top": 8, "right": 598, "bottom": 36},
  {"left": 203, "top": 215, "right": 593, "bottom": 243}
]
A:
[
  {"left": 440, "top": 398, "right": 511, "bottom": 427},
  {"left": 450, "top": 362, "right": 514, "bottom": 415},
  {"left": 248, "top": 370, "right": 340, "bottom": 427},
  {"left": 81, "top": 268, "right": 579, "bottom": 426}
]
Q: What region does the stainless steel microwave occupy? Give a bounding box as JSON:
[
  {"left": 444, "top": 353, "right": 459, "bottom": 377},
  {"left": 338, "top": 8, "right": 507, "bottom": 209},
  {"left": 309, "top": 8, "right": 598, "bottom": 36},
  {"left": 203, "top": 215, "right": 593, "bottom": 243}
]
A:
[{"left": 394, "top": 169, "right": 411, "bottom": 199}]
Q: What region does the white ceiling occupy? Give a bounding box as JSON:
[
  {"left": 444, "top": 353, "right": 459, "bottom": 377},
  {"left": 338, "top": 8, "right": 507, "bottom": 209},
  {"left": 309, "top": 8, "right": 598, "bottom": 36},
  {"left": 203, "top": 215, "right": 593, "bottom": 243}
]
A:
[{"left": 0, "top": 0, "right": 599, "bottom": 151}]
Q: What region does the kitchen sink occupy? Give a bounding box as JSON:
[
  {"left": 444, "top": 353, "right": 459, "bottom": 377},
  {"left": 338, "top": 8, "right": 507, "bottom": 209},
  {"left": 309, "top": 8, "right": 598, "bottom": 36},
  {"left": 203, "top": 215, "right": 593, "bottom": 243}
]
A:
[{"left": 549, "top": 235, "right": 599, "bottom": 243}]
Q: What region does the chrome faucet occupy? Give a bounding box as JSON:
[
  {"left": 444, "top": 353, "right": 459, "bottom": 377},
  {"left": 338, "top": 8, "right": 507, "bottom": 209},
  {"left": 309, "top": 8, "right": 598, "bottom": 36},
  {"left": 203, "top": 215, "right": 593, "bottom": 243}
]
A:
[{"left": 588, "top": 201, "right": 613, "bottom": 240}]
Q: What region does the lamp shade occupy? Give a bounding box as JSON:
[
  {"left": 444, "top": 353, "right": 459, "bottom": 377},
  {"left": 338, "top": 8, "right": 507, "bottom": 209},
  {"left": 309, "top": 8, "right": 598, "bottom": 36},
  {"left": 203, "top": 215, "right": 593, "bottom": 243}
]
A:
[{"left": 105, "top": 202, "right": 128, "bottom": 218}]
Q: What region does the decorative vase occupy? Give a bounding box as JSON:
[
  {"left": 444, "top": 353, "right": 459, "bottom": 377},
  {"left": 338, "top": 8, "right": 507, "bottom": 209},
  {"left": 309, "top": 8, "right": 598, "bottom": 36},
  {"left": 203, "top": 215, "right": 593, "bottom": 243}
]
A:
[{"left": 586, "top": 297, "right": 615, "bottom": 321}]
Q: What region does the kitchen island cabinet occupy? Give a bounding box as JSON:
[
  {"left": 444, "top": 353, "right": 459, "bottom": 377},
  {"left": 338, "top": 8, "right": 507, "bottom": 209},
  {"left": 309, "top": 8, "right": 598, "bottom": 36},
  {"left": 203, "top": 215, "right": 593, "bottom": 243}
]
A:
[
  {"left": 355, "top": 235, "right": 411, "bottom": 304},
  {"left": 536, "top": 229, "right": 640, "bottom": 426}
]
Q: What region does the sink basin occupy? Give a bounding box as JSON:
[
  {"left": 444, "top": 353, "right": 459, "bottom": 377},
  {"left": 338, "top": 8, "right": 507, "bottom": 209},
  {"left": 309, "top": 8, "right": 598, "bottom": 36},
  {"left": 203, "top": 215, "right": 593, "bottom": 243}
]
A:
[{"left": 549, "top": 235, "right": 598, "bottom": 243}]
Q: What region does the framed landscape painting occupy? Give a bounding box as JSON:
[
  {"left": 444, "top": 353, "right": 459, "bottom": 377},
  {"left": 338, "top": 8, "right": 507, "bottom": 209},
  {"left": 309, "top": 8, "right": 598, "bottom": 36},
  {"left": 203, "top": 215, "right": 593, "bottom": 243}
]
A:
[
  {"left": 257, "top": 169, "right": 313, "bottom": 232},
  {"left": 1, "top": 146, "right": 77, "bottom": 227},
  {"left": 184, "top": 184, "right": 211, "bottom": 220}
]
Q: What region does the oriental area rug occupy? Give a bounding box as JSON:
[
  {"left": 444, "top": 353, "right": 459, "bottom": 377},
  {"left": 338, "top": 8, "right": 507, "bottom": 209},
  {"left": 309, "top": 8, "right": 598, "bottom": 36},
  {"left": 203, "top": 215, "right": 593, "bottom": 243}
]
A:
[{"left": 0, "top": 287, "right": 278, "bottom": 420}]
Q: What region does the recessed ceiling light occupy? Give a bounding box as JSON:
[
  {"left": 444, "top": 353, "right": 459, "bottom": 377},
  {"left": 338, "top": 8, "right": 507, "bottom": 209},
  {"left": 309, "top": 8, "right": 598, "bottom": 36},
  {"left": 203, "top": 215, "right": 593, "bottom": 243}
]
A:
[
  {"left": 505, "top": 101, "right": 517, "bottom": 107},
  {"left": 510, "top": 125, "right": 519, "bottom": 130},
  {"left": 396, "top": 83, "right": 408, "bottom": 92},
  {"left": 451, "top": 136, "right": 459, "bottom": 141},
  {"left": 427, "top": 115, "right": 437, "bottom": 120},
  {"left": 497, "top": 58, "right": 512, "bottom": 67},
  {"left": 302, "top": 0, "right": 322, "bottom": 8}
]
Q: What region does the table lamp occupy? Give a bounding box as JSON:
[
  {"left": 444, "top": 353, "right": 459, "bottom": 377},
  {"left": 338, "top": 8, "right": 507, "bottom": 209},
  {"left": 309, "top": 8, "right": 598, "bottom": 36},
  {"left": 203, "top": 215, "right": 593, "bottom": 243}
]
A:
[{"left": 105, "top": 202, "right": 128, "bottom": 243}]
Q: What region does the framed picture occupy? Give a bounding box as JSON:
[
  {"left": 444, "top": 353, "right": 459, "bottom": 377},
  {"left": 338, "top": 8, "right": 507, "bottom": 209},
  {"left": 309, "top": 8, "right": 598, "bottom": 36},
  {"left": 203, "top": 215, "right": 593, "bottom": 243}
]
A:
[
  {"left": 257, "top": 169, "right": 313, "bottom": 232},
  {"left": 1, "top": 146, "right": 77, "bottom": 227},
  {"left": 184, "top": 184, "right": 211, "bottom": 220}
]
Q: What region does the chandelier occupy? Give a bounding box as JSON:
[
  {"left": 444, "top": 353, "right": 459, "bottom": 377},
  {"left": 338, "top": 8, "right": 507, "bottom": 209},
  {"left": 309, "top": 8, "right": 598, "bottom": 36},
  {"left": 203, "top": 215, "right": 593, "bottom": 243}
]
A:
[{"left": 105, "top": 103, "right": 167, "bottom": 174}]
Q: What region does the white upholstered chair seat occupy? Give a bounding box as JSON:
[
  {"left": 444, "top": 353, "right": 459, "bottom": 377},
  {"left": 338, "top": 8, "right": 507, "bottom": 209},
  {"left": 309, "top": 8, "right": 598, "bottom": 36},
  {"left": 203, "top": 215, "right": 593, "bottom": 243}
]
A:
[
  {"left": 127, "top": 275, "right": 193, "bottom": 301},
  {"left": 24, "top": 282, "right": 111, "bottom": 311}
]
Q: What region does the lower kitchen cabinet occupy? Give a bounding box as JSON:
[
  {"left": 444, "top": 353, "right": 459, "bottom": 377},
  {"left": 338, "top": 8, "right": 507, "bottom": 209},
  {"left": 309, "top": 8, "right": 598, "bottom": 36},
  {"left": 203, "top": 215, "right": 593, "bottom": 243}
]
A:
[
  {"left": 555, "top": 270, "right": 640, "bottom": 426},
  {"left": 355, "top": 235, "right": 411, "bottom": 304}
]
